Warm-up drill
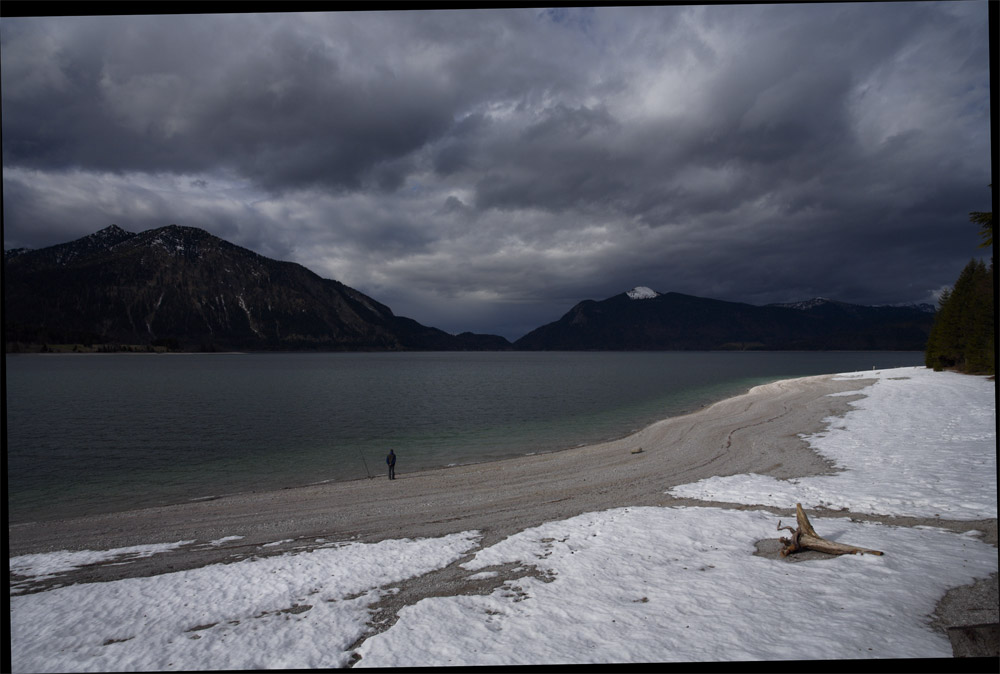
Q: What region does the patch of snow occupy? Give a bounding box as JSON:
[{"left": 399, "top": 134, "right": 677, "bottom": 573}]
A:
[
  {"left": 771, "top": 297, "right": 833, "bottom": 310},
  {"left": 668, "top": 367, "right": 996, "bottom": 519},
  {"left": 466, "top": 571, "right": 499, "bottom": 580},
  {"left": 145, "top": 292, "right": 166, "bottom": 336},
  {"left": 236, "top": 294, "right": 264, "bottom": 337},
  {"left": 10, "top": 533, "right": 480, "bottom": 671},
  {"left": 356, "top": 507, "right": 996, "bottom": 666},
  {"left": 10, "top": 541, "right": 196, "bottom": 591},
  {"left": 9, "top": 367, "right": 998, "bottom": 669},
  {"left": 626, "top": 286, "right": 659, "bottom": 300}
]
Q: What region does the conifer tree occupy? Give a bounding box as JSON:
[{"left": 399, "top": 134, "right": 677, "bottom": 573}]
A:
[
  {"left": 925, "top": 258, "right": 994, "bottom": 374},
  {"left": 969, "top": 184, "right": 994, "bottom": 252},
  {"left": 924, "top": 192, "right": 995, "bottom": 375}
]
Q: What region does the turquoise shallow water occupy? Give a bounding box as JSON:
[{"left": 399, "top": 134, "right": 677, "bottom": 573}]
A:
[{"left": 5, "top": 351, "right": 924, "bottom": 522}]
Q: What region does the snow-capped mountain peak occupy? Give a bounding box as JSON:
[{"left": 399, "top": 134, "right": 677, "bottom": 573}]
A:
[{"left": 626, "top": 286, "right": 660, "bottom": 300}]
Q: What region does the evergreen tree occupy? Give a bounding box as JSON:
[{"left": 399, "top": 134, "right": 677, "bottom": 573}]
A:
[
  {"left": 925, "top": 258, "right": 994, "bottom": 374},
  {"left": 925, "top": 190, "right": 995, "bottom": 375},
  {"left": 969, "top": 184, "right": 994, "bottom": 252},
  {"left": 970, "top": 210, "right": 993, "bottom": 249},
  {"left": 924, "top": 287, "right": 953, "bottom": 370}
]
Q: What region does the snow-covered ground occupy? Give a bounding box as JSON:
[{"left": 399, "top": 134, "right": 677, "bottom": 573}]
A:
[
  {"left": 670, "top": 367, "right": 997, "bottom": 519},
  {"left": 9, "top": 367, "right": 998, "bottom": 670}
]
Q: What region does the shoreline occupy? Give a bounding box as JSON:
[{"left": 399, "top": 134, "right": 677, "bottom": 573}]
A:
[
  {"left": 8, "top": 372, "right": 891, "bottom": 562},
  {"left": 9, "top": 368, "right": 996, "bottom": 659},
  {"left": 2, "top": 370, "right": 797, "bottom": 527},
  {"left": 9, "top": 369, "right": 995, "bottom": 566},
  {"left": 5, "top": 352, "right": 929, "bottom": 526}
]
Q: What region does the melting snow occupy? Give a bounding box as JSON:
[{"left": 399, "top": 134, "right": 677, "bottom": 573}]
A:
[
  {"left": 668, "top": 367, "right": 996, "bottom": 519},
  {"left": 9, "top": 367, "right": 997, "bottom": 670}
]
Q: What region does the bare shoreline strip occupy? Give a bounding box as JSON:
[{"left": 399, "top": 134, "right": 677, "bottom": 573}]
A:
[{"left": 9, "top": 373, "right": 875, "bottom": 564}]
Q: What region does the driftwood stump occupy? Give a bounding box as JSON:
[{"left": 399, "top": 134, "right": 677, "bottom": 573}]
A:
[{"left": 778, "top": 503, "right": 884, "bottom": 557}]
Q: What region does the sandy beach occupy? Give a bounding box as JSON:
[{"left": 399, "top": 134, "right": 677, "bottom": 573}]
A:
[
  {"left": 7, "top": 373, "right": 864, "bottom": 558},
  {"left": 9, "top": 371, "right": 997, "bottom": 660},
  {"left": 9, "top": 371, "right": 994, "bottom": 565}
]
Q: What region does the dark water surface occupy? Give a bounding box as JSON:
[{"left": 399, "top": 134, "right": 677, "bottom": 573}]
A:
[{"left": 5, "top": 351, "right": 923, "bottom": 523}]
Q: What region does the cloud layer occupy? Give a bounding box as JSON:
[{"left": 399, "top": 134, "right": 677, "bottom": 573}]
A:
[{"left": 2, "top": 5, "right": 991, "bottom": 339}]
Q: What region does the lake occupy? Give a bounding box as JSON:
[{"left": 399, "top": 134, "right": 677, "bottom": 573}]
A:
[{"left": 5, "top": 350, "right": 925, "bottom": 523}]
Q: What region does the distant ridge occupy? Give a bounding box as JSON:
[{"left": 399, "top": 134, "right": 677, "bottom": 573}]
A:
[
  {"left": 769, "top": 297, "right": 935, "bottom": 313},
  {"left": 4, "top": 225, "right": 511, "bottom": 352},
  {"left": 4, "top": 228, "right": 935, "bottom": 352},
  {"left": 513, "top": 288, "right": 934, "bottom": 351}
]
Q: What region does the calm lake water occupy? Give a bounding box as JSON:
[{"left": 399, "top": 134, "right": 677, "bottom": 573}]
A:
[{"left": 5, "top": 351, "right": 924, "bottom": 523}]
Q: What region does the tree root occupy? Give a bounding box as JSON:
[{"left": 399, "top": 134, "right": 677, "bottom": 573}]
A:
[{"left": 778, "top": 503, "right": 884, "bottom": 557}]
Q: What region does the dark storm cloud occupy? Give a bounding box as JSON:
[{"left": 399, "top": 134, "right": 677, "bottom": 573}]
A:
[
  {"left": 0, "top": 9, "right": 603, "bottom": 194},
  {"left": 1, "top": 4, "right": 992, "bottom": 340},
  {"left": 1, "top": 13, "right": 460, "bottom": 191},
  {"left": 453, "top": 3, "right": 976, "bottom": 225}
]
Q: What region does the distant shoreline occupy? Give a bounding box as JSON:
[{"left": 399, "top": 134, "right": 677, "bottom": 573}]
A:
[
  {"left": 5, "top": 350, "right": 251, "bottom": 356},
  {"left": 4, "top": 345, "right": 249, "bottom": 355},
  {"left": 6, "top": 346, "right": 926, "bottom": 355}
]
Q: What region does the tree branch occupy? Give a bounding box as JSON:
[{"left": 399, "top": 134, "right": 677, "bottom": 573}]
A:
[{"left": 777, "top": 504, "right": 883, "bottom": 557}]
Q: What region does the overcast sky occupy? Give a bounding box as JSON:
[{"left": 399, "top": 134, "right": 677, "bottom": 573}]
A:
[{"left": 1, "top": 3, "right": 992, "bottom": 340}]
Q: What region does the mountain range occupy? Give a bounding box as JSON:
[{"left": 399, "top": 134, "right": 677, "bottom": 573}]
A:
[
  {"left": 4, "top": 226, "right": 934, "bottom": 352},
  {"left": 3, "top": 225, "right": 509, "bottom": 351},
  {"left": 516, "top": 286, "right": 934, "bottom": 351}
]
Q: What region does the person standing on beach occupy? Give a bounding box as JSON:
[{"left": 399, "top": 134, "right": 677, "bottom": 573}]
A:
[{"left": 386, "top": 449, "right": 396, "bottom": 480}]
